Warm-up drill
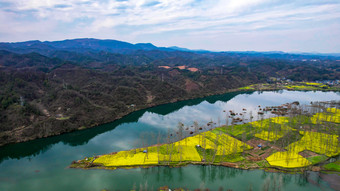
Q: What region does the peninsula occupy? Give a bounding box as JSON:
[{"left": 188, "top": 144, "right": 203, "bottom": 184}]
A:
[{"left": 71, "top": 101, "right": 340, "bottom": 173}]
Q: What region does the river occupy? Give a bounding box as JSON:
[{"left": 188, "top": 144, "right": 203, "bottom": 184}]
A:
[{"left": 0, "top": 90, "right": 339, "bottom": 190}]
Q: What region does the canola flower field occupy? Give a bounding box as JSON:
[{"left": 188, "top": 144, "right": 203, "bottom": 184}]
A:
[
  {"left": 87, "top": 107, "right": 339, "bottom": 170},
  {"left": 238, "top": 82, "right": 337, "bottom": 91},
  {"left": 266, "top": 151, "right": 311, "bottom": 168},
  {"left": 93, "top": 131, "right": 252, "bottom": 167},
  {"left": 311, "top": 108, "right": 340, "bottom": 124},
  {"left": 251, "top": 116, "right": 292, "bottom": 141},
  {"left": 265, "top": 108, "right": 340, "bottom": 168}
]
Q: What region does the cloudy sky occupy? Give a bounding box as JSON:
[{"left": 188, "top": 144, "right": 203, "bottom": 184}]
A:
[{"left": 0, "top": 0, "right": 339, "bottom": 53}]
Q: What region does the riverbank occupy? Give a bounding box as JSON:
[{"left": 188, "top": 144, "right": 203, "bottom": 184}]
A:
[
  {"left": 2, "top": 81, "right": 339, "bottom": 147},
  {"left": 238, "top": 82, "right": 340, "bottom": 91},
  {"left": 71, "top": 101, "right": 340, "bottom": 174}
]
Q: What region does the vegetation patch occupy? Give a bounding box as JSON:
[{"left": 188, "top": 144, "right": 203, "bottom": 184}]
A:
[
  {"left": 250, "top": 117, "right": 292, "bottom": 141},
  {"left": 311, "top": 108, "right": 340, "bottom": 124},
  {"left": 255, "top": 131, "right": 285, "bottom": 142},
  {"left": 307, "top": 155, "right": 328, "bottom": 165},
  {"left": 239, "top": 86, "right": 255, "bottom": 90},
  {"left": 92, "top": 130, "right": 252, "bottom": 168},
  {"left": 213, "top": 123, "right": 254, "bottom": 140},
  {"left": 324, "top": 161, "right": 340, "bottom": 172},
  {"left": 238, "top": 82, "right": 337, "bottom": 92},
  {"left": 74, "top": 101, "right": 340, "bottom": 172},
  {"left": 266, "top": 151, "right": 311, "bottom": 168},
  {"left": 56, "top": 116, "right": 70, "bottom": 120},
  {"left": 287, "top": 131, "right": 339, "bottom": 157},
  {"left": 305, "top": 82, "right": 323, "bottom": 86}
]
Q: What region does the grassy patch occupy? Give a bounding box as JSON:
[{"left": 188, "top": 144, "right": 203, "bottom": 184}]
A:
[
  {"left": 56, "top": 116, "right": 70, "bottom": 120},
  {"left": 288, "top": 115, "right": 313, "bottom": 127},
  {"left": 214, "top": 124, "right": 254, "bottom": 141},
  {"left": 239, "top": 86, "right": 255, "bottom": 90},
  {"left": 307, "top": 155, "right": 328, "bottom": 164},
  {"left": 324, "top": 161, "right": 340, "bottom": 172},
  {"left": 284, "top": 85, "right": 319, "bottom": 90},
  {"left": 274, "top": 131, "right": 303, "bottom": 148},
  {"left": 256, "top": 160, "right": 270, "bottom": 168}
]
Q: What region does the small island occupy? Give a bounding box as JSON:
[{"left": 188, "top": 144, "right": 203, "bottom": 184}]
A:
[{"left": 71, "top": 101, "right": 340, "bottom": 173}]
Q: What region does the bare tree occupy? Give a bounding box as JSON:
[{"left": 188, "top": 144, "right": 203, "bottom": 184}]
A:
[
  {"left": 177, "top": 122, "right": 184, "bottom": 162},
  {"left": 211, "top": 132, "right": 221, "bottom": 164}
]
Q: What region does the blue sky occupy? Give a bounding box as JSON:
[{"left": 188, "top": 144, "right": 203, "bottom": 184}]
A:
[{"left": 0, "top": 0, "right": 339, "bottom": 53}]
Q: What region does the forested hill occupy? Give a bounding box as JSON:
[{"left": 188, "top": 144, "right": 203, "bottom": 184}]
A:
[
  {"left": 1, "top": 38, "right": 340, "bottom": 60},
  {"left": 0, "top": 39, "right": 339, "bottom": 146}
]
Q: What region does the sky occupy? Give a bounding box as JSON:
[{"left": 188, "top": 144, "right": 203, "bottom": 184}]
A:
[{"left": 0, "top": 0, "right": 340, "bottom": 53}]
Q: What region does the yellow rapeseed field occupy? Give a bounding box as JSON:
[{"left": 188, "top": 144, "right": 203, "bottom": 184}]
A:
[
  {"left": 311, "top": 113, "right": 340, "bottom": 124},
  {"left": 305, "top": 82, "right": 322, "bottom": 86},
  {"left": 266, "top": 131, "right": 339, "bottom": 168},
  {"left": 94, "top": 112, "right": 339, "bottom": 168},
  {"left": 174, "top": 133, "right": 216, "bottom": 149},
  {"left": 204, "top": 131, "right": 252, "bottom": 155},
  {"left": 93, "top": 129, "right": 254, "bottom": 167},
  {"left": 311, "top": 108, "right": 340, "bottom": 124},
  {"left": 255, "top": 131, "right": 284, "bottom": 141},
  {"left": 158, "top": 144, "right": 202, "bottom": 162},
  {"left": 175, "top": 146, "right": 202, "bottom": 161},
  {"left": 252, "top": 117, "right": 291, "bottom": 141},
  {"left": 216, "top": 137, "right": 252, "bottom": 155},
  {"left": 287, "top": 131, "right": 339, "bottom": 157},
  {"left": 266, "top": 151, "right": 311, "bottom": 168},
  {"left": 250, "top": 117, "right": 289, "bottom": 128},
  {"left": 250, "top": 119, "right": 271, "bottom": 128},
  {"left": 271, "top": 116, "right": 289, "bottom": 124},
  {"left": 94, "top": 150, "right": 159, "bottom": 166},
  {"left": 327, "top": 107, "right": 340, "bottom": 114}
]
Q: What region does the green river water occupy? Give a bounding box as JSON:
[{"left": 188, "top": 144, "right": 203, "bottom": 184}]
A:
[{"left": 0, "top": 90, "right": 339, "bottom": 191}]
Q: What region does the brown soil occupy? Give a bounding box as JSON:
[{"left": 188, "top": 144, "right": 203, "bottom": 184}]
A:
[
  {"left": 185, "top": 79, "right": 200, "bottom": 92},
  {"left": 175, "top": 66, "right": 186, "bottom": 70},
  {"left": 168, "top": 69, "right": 180, "bottom": 77},
  {"left": 299, "top": 150, "right": 319, "bottom": 158},
  {"left": 188, "top": 67, "right": 199, "bottom": 72},
  {"left": 221, "top": 162, "right": 238, "bottom": 168},
  {"left": 245, "top": 138, "right": 284, "bottom": 161},
  {"left": 158, "top": 66, "right": 171, "bottom": 69}
]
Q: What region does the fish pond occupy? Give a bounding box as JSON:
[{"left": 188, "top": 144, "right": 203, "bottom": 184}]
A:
[{"left": 0, "top": 90, "right": 339, "bottom": 191}]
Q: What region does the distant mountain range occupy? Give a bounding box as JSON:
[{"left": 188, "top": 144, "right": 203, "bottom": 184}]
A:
[
  {"left": 1, "top": 38, "right": 339, "bottom": 60},
  {"left": 0, "top": 38, "right": 174, "bottom": 54}
]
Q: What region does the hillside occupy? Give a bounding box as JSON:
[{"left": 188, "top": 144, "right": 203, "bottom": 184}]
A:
[{"left": 0, "top": 39, "right": 339, "bottom": 146}]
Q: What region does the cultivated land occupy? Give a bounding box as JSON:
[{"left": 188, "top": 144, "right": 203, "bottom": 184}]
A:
[
  {"left": 72, "top": 101, "right": 340, "bottom": 173},
  {"left": 238, "top": 82, "right": 340, "bottom": 91}
]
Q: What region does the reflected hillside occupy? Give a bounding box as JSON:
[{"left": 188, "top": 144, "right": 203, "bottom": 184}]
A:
[
  {"left": 0, "top": 91, "right": 241, "bottom": 163},
  {"left": 147, "top": 91, "right": 242, "bottom": 116}
]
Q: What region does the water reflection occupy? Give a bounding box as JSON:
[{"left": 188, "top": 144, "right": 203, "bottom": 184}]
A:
[
  {"left": 0, "top": 92, "right": 240, "bottom": 162},
  {"left": 126, "top": 166, "right": 332, "bottom": 191},
  {"left": 0, "top": 90, "right": 339, "bottom": 191}
]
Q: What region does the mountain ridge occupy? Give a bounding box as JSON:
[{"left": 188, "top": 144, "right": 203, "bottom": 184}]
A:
[{"left": 1, "top": 38, "right": 340, "bottom": 60}]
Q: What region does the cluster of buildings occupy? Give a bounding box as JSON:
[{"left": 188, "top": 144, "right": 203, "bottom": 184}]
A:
[{"left": 315, "top": 80, "right": 339, "bottom": 85}]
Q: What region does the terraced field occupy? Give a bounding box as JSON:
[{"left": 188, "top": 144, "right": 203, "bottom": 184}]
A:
[{"left": 74, "top": 106, "right": 340, "bottom": 172}]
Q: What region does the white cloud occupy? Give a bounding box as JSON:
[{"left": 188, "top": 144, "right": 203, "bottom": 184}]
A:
[{"left": 0, "top": 0, "right": 340, "bottom": 52}]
